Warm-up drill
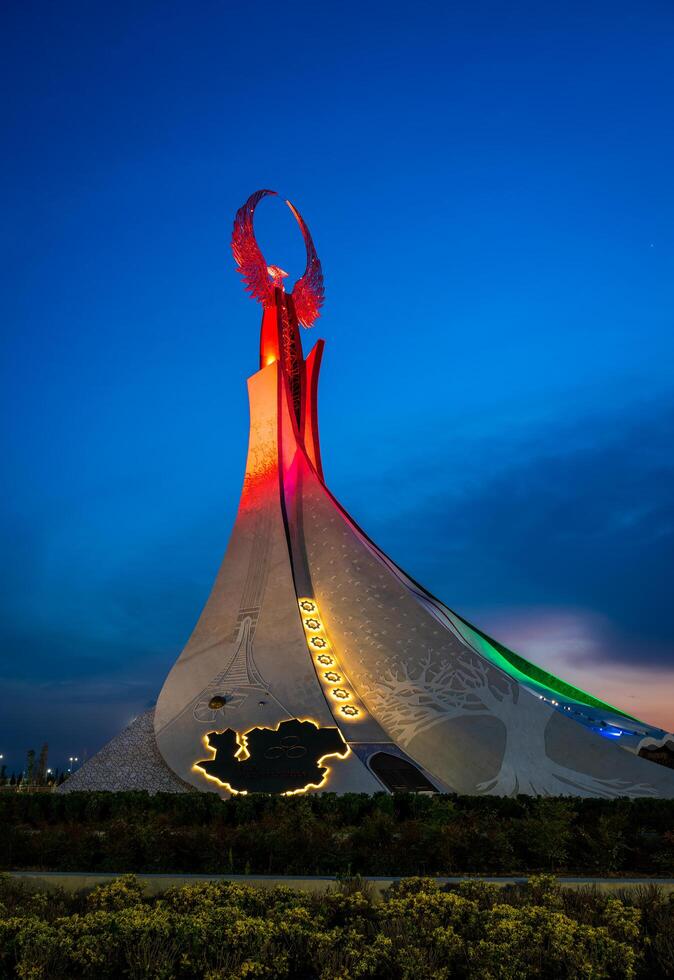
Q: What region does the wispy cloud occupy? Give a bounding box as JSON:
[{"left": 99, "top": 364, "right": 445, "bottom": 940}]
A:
[{"left": 469, "top": 605, "right": 674, "bottom": 733}]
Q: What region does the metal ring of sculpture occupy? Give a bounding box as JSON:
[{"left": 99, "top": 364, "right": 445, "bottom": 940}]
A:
[{"left": 230, "top": 189, "right": 324, "bottom": 328}]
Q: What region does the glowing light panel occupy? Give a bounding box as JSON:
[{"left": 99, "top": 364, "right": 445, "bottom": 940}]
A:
[{"left": 298, "top": 597, "right": 363, "bottom": 721}]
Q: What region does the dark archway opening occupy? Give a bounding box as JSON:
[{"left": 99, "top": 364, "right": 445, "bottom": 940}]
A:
[{"left": 369, "top": 752, "right": 438, "bottom": 792}]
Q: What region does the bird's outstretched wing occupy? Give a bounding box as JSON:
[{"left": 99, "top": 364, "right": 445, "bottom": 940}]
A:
[
  {"left": 287, "top": 200, "right": 324, "bottom": 328},
  {"left": 231, "top": 189, "right": 276, "bottom": 306}
]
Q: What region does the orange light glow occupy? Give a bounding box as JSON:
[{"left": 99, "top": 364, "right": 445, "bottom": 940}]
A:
[
  {"left": 239, "top": 365, "right": 282, "bottom": 509},
  {"left": 341, "top": 705, "right": 359, "bottom": 717},
  {"left": 259, "top": 304, "right": 281, "bottom": 370}
]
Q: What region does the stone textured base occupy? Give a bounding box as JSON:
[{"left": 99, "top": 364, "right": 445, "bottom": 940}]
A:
[{"left": 57, "top": 709, "right": 194, "bottom": 794}]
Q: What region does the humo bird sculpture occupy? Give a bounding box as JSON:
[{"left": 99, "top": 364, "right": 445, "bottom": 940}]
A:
[{"left": 231, "top": 190, "right": 324, "bottom": 424}]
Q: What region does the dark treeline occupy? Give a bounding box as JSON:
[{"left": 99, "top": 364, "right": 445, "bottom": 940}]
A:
[
  {"left": 0, "top": 743, "right": 69, "bottom": 789},
  {"left": 2, "top": 792, "right": 674, "bottom": 875}
]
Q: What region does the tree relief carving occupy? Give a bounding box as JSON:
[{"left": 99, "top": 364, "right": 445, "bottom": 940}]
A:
[{"left": 357, "top": 649, "right": 658, "bottom": 798}]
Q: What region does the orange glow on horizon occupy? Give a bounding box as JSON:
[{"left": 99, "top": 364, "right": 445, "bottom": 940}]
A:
[{"left": 477, "top": 609, "right": 674, "bottom": 735}]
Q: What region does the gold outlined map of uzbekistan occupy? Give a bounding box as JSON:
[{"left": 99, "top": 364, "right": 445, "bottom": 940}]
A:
[{"left": 195, "top": 719, "right": 348, "bottom": 793}]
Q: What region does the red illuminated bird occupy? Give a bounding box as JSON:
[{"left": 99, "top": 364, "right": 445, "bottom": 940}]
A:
[
  {"left": 230, "top": 189, "right": 324, "bottom": 328},
  {"left": 230, "top": 190, "right": 325, "bottom": 425}
]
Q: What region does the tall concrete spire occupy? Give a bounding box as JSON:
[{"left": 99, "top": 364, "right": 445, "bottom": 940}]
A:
[{"left": 65, "top": 191, "right": 674, "bottom": 797}]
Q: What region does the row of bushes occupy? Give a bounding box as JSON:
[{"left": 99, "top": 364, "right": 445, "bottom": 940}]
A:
[
  {"left": 2, "top": 793, "right": 674, "bottom": 875},
  {"left": 1, "top": 872, "right": 673, "bottom": 978}
]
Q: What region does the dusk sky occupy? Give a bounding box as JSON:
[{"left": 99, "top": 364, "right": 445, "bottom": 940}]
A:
[{"left": 2, "top": 0, "right": 673, "bottom": 771}]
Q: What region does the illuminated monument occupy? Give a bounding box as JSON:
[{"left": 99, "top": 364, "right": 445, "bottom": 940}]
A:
[{"left": 65, "top": 190, "right": 674, "bottom": 797}]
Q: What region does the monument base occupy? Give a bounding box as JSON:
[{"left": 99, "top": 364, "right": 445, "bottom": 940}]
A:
[{"left": 57, "top": 710, "right": 194, "bottom": 794}]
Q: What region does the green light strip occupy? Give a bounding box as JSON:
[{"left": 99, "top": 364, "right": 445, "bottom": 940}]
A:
[{"left": 447, "top": 608, "right": 640, "bottom": 723}]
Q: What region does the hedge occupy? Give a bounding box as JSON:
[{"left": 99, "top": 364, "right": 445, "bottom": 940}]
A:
[
  {"left": 1, "top": 872, "right": 673, "bottom": 978},
  {"left": 1, "top": 793, "right": 674, "bottom": 876}
]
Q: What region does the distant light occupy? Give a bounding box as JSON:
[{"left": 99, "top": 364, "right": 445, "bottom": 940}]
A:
[{"left": 594, "top": 726, "right": 623, "bottom": 739}]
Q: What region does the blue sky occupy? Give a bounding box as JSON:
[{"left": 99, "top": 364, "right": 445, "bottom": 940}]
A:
[{"left": 1, "top": 0, "right": 673, "bottom": 770}]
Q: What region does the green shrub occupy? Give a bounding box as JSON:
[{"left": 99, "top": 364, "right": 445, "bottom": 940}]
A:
[
  {"left": 86, "top": 874, "right": 146, "bottom": 911},
  {"left": 1, "top": 874, "right": 671, "bottom": 978},
  {"left": 2, "top": 793, "right": 674, "bottom": 877}
]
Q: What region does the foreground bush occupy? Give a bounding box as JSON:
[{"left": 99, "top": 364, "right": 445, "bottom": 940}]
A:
[
  {"left": 1, "top": 873, "right": 672, "bottom": 979},
  {"left": 1, "top": 793, "right": 674, "bottom": 876}
]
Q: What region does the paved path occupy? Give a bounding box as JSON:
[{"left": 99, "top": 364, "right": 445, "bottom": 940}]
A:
[{"left": 7, "top": 871, "right": 674, "bottom": 896}]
